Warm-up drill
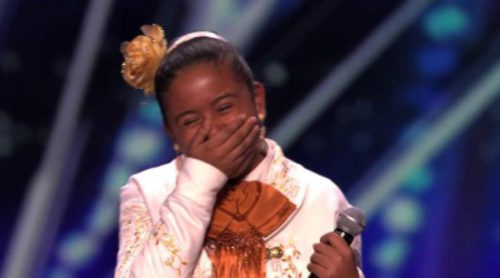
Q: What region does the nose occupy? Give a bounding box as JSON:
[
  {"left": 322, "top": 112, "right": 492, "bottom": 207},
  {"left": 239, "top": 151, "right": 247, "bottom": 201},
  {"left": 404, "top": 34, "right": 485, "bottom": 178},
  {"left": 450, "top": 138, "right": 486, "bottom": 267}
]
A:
[{"left": 206, "top": 116, "right": 230, "bottom": 139}]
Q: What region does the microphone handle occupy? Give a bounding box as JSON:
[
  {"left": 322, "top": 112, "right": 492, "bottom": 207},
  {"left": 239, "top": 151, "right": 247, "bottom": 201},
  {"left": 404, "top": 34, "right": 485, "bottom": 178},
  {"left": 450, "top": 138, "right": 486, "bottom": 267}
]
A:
[
  {"left": 334, "top": 228, "right": 354, "bottom": 245},
  {"left": 309, "top": 228, "right": 354, "bottom": 278}
]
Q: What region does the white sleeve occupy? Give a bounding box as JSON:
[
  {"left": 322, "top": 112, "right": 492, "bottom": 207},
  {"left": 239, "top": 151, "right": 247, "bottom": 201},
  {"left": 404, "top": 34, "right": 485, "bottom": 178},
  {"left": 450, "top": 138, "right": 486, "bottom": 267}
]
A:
[{"left": 114, "top": 158, "right": 227, "bottom": 278}]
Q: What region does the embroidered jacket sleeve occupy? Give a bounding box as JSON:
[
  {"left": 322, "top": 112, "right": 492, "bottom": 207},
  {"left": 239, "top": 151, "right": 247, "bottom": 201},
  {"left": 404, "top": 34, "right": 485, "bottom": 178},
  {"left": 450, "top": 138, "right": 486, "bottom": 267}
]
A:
[{"left": 115, "top": 158, "right": 227, "bottom": 278}]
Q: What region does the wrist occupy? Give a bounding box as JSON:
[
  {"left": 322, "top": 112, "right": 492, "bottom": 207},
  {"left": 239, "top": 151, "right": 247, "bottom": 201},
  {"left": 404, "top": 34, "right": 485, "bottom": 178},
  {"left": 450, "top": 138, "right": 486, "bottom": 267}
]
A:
[{"left": 173, "top": 157, "right": 228, "bottom": 207}]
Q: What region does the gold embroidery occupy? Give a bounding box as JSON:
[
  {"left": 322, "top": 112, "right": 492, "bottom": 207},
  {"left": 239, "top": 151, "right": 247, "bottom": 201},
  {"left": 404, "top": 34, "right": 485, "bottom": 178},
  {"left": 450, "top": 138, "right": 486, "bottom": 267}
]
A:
[
  {"left": 268, "top": 141, "right": 300, "bottom": 200},
  {"left": 267, "top": 240, "right": 302, "bottom": 278},
  {"left": 115, "top": 204, "right": 187, "bottom": 277},
  {"left": 266, "top": 246, "right": 284, "bottom": 260},
  {"left": 115, "top": 204, "right": 152, "bottom": 278},
  {"left": 152, "top": 222, "right": 188, "bottom": 276}
]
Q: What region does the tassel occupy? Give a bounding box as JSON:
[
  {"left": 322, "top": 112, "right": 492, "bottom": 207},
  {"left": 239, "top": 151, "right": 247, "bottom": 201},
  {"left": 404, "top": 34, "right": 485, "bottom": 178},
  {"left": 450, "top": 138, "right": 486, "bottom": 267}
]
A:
[{"left": 208, "top": 229, "right": 265, "bottom": 278}]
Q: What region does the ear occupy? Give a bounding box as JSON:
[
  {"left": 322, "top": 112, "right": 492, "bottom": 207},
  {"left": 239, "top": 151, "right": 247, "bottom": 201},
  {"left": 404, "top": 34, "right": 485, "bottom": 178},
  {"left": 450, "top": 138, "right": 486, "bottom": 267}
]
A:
[{"left": 253, "top": 81, "right": 267, "bottom": 117}]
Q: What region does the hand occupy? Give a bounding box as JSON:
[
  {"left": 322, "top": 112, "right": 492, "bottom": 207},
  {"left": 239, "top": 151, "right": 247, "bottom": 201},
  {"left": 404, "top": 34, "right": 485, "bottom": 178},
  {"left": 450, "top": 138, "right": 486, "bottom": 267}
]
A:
[
  {"left": 185, "top": 114, "right": 261, "bottom": 179},
  {"left": 307, "top": 232, "right": 359, "bottom": 278}
]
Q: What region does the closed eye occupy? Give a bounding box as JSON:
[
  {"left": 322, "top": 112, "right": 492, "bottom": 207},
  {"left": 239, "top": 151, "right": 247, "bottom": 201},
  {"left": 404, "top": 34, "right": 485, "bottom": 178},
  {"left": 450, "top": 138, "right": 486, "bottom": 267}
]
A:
[
  {"left": 217, "top": 103, "right": 233, "bottom": 114},
  {"left": 181, "top": 117, "right": 201, "bottom": 127}
]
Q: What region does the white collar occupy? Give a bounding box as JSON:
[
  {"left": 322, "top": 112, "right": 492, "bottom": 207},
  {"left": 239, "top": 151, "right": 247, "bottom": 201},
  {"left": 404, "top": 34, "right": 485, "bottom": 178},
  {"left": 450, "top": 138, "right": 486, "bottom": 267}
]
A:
[{"left": 242, "top": 140, "right": 274, "bottom": 182}]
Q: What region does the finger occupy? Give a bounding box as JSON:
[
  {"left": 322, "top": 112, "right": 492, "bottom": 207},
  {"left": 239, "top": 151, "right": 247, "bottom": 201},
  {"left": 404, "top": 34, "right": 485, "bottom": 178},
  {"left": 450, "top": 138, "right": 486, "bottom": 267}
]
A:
[
  {"left": 228, "top": 132, "right": 260, "bottom": 178},
  {"left": 315, "top": 239, "right": 356, "bottom": 267},
  {"left": 219, "top": 116, "right": 258, "bottom": 152},
  {"left": 310, "top": 252, "right": 334, "bottom": 268},
  {"left": 307, "top": 262, "right": 327, "bottom": 278},
  {"left": 210, "top": 114, "right": 247, "bottom": 145},
  {"left": 226, "top": 124, "right": 260, "bottom": 159},
  {"left": 320, "top": 232, "right": 350, "bottom": 250},
  {"left": 187, "top": 119, "right": 210, "bottom": 152},
  {"left": 312, "top": 242, "right": 337, "bottom": 256},
  {"left": 226, "top": 129, "right": 258, "bottom": 176},
  {"left": 229, "top": 152, "right": 253, "bottom": 179}
]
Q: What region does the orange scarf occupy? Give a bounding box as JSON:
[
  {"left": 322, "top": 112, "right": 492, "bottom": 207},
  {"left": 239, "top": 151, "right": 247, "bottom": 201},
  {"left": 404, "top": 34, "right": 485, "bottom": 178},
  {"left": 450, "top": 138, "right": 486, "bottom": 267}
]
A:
[{"left": 205, "top": 181, "right": 296, "bottom": 277}]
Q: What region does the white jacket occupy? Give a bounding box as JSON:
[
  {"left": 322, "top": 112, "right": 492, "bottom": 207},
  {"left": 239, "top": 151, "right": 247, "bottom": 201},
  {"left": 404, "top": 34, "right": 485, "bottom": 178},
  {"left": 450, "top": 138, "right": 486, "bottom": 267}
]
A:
[{"left": 115, "top": 140, "right": 363, "bottom": 277}]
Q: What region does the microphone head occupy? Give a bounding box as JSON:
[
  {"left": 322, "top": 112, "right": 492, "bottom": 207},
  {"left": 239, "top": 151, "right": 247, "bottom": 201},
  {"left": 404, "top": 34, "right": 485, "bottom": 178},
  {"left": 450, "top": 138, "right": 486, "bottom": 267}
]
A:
[{"left": 337, "top": 206, "right": 366, "bottom": 236}]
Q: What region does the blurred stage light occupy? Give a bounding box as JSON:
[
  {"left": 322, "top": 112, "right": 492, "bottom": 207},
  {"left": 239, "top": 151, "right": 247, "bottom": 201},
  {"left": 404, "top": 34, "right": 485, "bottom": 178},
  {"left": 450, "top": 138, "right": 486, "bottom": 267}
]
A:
[
  {"left": 50, "top": 106, "right": 171, "bottom": 275},
  {"left": 354, "top": 55, "right": 500, "bottom": 217},
  {"left": 270, "top": 0, "right": 433, "bottom": 149},
  {"left": 138, "top": 101, "right": 163, "bottom": 125},
  {"left": 423, "top": 4, "right": 469, "bottom": 42},
  {"left": 46, "top": 267, "right": 71, "bottom": 278},
  {"left": 383, "top": 196, "right": 423, "bottom": 233},
  {"left": 263, "top": 61, "right": 288, "bottom": 86},
  {"left": 405, "top": 86, "right": 444, "bottom": 111},
  {"left": 117, "top": 126, "right": 164, "bottom": 163},
  {"left": 86, "top": 200, "right": 117, "bottom": 235},
  {"left": 101, "top": 164, "right": 134, "bottom": 197},
  {"left": 371, "top": 237, "right": 409, "bottom": 271},
  {"left": 402, "top": 166, "right": 432, "bottom": 193},
  {"left": 415, "top": 45, "right": 458, "bottom": 77},
  {"left": 57, "top": 232, "right": 98, "bottom": 268}
]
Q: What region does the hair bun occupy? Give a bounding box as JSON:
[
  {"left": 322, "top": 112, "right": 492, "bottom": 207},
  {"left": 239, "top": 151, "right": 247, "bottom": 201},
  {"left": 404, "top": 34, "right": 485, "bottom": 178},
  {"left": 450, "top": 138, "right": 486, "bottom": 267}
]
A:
[{"left": 120, "top": 24, "right": 167, "bottom": 95}]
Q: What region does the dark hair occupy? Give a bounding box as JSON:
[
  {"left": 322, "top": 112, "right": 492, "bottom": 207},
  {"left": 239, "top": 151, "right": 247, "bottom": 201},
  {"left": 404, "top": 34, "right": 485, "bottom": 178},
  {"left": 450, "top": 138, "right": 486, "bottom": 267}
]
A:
[{"left": 154, "top": 37, "right": 255, "bottom": 120}]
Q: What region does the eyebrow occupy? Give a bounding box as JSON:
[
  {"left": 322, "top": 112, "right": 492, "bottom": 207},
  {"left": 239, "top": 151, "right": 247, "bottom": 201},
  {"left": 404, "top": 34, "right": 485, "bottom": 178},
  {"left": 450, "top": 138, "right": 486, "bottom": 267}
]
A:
[{"left": 211, "top": 92, "right": 237, "bottom": 105}]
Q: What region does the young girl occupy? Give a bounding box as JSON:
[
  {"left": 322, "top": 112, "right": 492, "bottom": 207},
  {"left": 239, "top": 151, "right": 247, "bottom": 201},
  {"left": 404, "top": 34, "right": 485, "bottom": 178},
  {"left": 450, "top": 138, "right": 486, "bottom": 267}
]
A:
[{"left": 115, "top": 24, "right": 363, "bottom": 278}]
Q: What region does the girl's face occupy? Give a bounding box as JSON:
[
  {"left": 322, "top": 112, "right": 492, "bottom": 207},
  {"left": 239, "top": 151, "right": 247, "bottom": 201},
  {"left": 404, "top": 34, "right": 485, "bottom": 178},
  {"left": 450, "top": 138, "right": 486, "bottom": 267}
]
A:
[{"left": 162, "top": 62, "right": 266, "bottom": 153}]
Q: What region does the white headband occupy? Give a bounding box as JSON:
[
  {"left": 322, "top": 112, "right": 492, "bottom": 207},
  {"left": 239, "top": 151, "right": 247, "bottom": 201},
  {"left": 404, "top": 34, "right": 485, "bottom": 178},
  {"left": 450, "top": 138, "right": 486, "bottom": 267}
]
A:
[{"left": 167, "top": 31, "right": 227, "bottom": 53}]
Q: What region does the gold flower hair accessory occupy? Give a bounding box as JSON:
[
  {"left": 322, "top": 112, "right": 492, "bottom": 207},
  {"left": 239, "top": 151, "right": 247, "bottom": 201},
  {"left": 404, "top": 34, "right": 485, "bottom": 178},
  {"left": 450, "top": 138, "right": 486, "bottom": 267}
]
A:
[{"left": 121, "top": 24, "right": 167, "bottom": 95}]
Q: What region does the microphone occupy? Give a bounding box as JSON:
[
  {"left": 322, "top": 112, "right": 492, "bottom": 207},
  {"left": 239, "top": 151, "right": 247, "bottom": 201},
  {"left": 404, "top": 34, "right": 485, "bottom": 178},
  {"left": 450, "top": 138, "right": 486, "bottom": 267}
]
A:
[
  {"left": 334, "top": 206, "right": 365, "bottom": 246},
  {"left": 309, "top": 206, "right": 365, "bottom": 278}
]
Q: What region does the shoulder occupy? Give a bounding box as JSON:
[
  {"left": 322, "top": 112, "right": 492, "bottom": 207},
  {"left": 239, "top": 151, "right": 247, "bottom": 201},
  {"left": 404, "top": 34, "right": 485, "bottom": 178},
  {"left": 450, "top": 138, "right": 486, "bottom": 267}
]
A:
[
  {"left": 119, "top": 160, "right": 178, "bottom": 221},
  {"left": 129, "top": 160, "right": 178, "bottom": 188},
  {"left": 287, "top": 158, "right": 350, "bottom": 209}
]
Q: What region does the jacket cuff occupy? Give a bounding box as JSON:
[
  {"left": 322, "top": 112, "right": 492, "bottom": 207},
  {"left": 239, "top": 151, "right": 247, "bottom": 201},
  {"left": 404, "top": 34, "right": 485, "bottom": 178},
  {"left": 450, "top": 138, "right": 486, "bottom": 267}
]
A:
[{"left": 173, "top": 157, "right": 228, "bottom": 208}]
